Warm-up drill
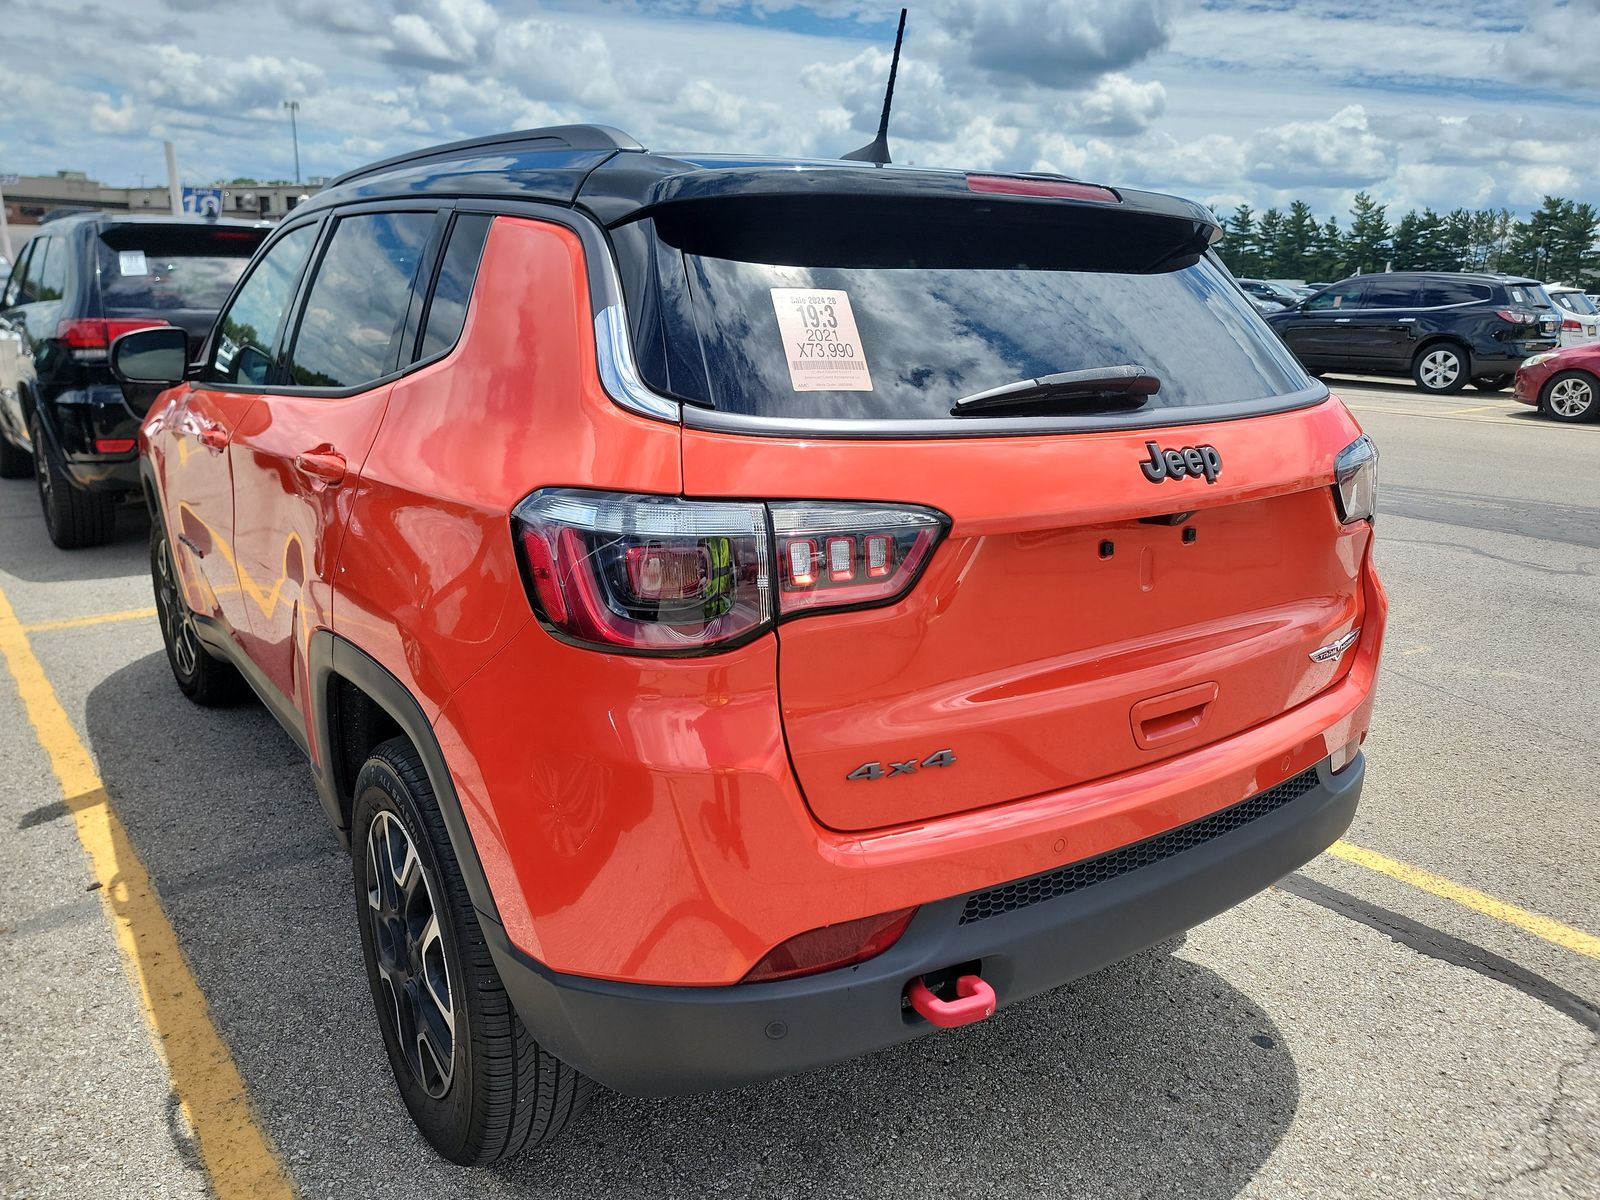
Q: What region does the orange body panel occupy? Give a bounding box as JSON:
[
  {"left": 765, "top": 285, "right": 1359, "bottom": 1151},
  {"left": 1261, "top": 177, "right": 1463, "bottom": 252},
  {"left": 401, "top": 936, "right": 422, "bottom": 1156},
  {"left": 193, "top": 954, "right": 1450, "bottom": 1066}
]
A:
[{"left": 144, "top": 211, "right": 1387, "bottom": 991}]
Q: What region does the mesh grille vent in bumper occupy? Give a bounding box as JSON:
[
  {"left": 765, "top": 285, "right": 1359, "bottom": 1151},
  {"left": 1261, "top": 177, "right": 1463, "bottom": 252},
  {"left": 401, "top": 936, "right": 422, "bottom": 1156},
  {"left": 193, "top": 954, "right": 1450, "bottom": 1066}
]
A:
[{"left": 958, "top": 767, "right": 1322, "bottom": 925}]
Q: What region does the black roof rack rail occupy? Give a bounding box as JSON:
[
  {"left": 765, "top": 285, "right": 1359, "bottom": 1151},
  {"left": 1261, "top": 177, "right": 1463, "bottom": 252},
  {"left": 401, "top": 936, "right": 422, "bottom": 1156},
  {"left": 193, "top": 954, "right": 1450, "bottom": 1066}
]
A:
[{"left": 328, "top": 125, "right": 644, "bottom": 189}]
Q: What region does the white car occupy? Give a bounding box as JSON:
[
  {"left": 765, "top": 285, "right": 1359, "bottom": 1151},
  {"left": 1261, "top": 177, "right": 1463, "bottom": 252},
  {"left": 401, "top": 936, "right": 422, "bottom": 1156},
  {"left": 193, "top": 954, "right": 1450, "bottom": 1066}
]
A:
[{"left": 1546, "top": 285, "right": 1599, "bottom": 347}]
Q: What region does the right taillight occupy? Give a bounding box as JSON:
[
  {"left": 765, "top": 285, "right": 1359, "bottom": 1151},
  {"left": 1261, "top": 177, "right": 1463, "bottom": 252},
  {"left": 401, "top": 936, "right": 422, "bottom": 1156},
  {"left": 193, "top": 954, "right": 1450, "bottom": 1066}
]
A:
[
  {"left": 1333, "top": 435, "right": 1378, "bottom": 524},
  {"left": 513, "top": 490, "right": 947, "bottom": 655}
]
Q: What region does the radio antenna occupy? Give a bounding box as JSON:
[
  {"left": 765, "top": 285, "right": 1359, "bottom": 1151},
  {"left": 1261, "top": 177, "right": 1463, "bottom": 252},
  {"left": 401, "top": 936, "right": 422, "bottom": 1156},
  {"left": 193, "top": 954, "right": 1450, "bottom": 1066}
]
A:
[{"left": 842, "top": 7, "right": 907, "bottom": 165}]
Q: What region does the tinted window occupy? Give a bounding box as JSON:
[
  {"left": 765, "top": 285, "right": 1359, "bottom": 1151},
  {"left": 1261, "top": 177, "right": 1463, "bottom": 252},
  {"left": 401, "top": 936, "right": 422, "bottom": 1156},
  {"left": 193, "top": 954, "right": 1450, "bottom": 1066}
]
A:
[
  {"left": 208, "top": 224, "right": 318, "bottom": 387},
  {"left": 664, "top": 253, "right": 1311, "bottom": 421},
  {"left": 1509, "top": 285, "right": 1555, "bottom": 310},
  {"left": 96, "top": 224, "right": 265, "bottom": 314},
  {"left": 33, "top": 238, "right": 66, "bottom": 302},
  {"left": 1553, "top": 291, "right": 1598, "bottom": 316},
  {"left": 418, "top": 214, "right": 491, "bottom": 361},
  {"left": 2, "top": 241, "right": 35, "bottom": 307},
  {"left": 1305, "top": 281, "right": 1365, "bottom": 311},
  {"left": 1420, "top": 281, "right": 1491, "bottom": 306},
  {"left": 288, "top": 212, "right": 434, "bottom": 388},
  {"left": 1362, "top": 279, "right": 1419, "bottom": 308}
]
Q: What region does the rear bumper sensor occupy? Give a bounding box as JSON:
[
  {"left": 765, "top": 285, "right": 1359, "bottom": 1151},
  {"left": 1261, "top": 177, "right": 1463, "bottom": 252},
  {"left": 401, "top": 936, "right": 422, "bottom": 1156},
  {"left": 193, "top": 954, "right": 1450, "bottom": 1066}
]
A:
[
  {"left": 481, "top": 757, "right": 1362, "bottom": 1096},
  {"left": 961, "top": 764, "right": 1320, "bottom": 925}
]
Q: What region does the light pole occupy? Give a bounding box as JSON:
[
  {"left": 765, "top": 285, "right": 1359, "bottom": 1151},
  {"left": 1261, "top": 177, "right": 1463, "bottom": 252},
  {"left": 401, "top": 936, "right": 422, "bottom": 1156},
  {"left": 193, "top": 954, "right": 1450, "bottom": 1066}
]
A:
[{"left": 283, "top": 100, "right": 301, "bottom": 184}]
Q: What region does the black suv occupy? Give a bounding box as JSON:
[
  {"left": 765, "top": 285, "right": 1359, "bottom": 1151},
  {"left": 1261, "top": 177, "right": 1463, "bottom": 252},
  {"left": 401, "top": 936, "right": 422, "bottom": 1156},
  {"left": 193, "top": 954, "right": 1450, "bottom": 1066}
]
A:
[
  {"left": 1264, "top": 271, "right": 1559, "bottom": 394},
  {"left": 0, "top": 213, "right": 268, "bottom": 546}
]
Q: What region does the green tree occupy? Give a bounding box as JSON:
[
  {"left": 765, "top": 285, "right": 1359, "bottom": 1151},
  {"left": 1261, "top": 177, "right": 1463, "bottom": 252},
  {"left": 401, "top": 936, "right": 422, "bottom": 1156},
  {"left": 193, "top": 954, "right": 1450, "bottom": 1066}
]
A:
[
  {"left": 1255, "top": 208, "right": 1286, "bottom": 276},
  {"left": 1278, "top": 201, "right": 1322, "bottom": 277},
  {"left": 1218, "top": 204, "right": 1262, "bottom": 276},
  {"left": 1344, "top": 192, "right": 1390, "bottom": 276},
  {"left": 1438, "top": 209, "right": 1473, "bottom": 271}
]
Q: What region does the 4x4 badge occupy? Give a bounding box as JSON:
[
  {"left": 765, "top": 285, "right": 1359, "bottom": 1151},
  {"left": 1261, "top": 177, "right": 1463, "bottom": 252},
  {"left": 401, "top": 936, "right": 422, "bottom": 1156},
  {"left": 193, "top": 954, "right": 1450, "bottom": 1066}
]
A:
[
  {"left": 1140, "top": 441, "right": 1222, "bottom": 484},
  {"left": 1309, "top": 628, "right": 1360, "bottom": 663}
]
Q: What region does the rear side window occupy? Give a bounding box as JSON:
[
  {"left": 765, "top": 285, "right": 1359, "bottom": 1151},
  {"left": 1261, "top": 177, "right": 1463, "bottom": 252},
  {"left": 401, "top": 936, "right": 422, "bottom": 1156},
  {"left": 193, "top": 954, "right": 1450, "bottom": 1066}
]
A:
[
  {"left": 2, "top": 241, "right": 36, "bottom": 307},
  {"left": 208, "top": 224, "right": 318, "bottom": 386},
  {"left": 1363, "top": 279, "right": 1419, "bottom": 308},
  {"left": 660, "top": 252, "right": 1310, "bottom": 421},
  {"left": 96, "top": 225, "right": 265, "bottom": 314},
  {"left": 33, "top": 238, "right": 67, "bottom": 302},
  {"left": 1421, "top": 280, "right": 1491, "bottom": 306},
  {"left": 288, "top": 211, "right": 434, "bottom": 389},
  {"left": 1306, "top": 281, "right": 1365, "bottom": 312},
  {"left": 417, "top": 214, "right": 491, "bottom": 361}
]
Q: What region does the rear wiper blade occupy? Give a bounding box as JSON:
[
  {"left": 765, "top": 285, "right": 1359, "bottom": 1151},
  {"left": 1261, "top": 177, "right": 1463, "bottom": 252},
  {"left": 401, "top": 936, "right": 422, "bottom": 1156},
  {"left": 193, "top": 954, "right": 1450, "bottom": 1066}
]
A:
[{"left": 950, "top": 365, "right": 1160, "bottom": 416}]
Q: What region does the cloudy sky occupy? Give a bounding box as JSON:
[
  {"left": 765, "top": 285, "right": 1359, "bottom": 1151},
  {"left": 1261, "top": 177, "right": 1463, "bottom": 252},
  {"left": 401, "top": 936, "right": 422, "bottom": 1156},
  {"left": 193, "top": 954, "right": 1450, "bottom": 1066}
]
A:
[{"left": 4, "top": 0, "right": 1597, "bottom": 219}]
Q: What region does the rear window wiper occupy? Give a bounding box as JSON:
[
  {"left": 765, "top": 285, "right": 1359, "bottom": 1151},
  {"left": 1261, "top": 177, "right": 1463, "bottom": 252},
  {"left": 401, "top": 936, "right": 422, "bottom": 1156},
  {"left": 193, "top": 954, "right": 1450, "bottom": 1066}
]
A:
[{"left": 950, "top": 365, "right": 1160, "bottom": 416}]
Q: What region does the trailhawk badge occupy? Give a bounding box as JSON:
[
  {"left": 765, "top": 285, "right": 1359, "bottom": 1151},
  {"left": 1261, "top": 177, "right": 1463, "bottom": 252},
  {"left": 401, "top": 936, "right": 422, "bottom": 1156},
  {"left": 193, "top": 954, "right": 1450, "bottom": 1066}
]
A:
[
  {"left": 1140, "top": 441, "right": 1222, "bottom": 484},
  {"left": 1309, "top": 628, "right": 1360, "bottom": 663}
]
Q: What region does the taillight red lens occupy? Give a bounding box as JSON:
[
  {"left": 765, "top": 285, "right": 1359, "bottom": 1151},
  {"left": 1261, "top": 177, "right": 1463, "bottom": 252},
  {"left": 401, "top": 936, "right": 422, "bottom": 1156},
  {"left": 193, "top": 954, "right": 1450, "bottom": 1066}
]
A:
[
  {"left": 1562, "top": 318, "right": 1582, "bottom": 332},
  {"left": 966, "top": 174, "right": 1120, "bottom": 203},
  {"left": 741, "top": 907, "right": 918, "bottom": 984},
  {"left": 57, "top": 318, "right": 170, "bottom": 361},
  {"left": 1494, "top": 309, "right": 1532, "bottom": 324},
  {"left": 93, "top": 438, "right": 137, "bottom": 455},
  {"left": 514, "top": 490, "right": 771, "bottom": 654},
  {"left": 513, "top": 491, "right": 949, "bottom": 655}
]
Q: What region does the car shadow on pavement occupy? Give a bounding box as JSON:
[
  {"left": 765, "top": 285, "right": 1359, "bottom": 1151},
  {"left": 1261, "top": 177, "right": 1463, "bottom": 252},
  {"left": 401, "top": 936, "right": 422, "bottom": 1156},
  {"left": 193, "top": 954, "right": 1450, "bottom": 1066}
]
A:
[
  {"left": 0, "top": 479, "right": 150, "bottom": 586},
  {"left": 86, "top": 651, "right": 1299, "bottom": 1200}
]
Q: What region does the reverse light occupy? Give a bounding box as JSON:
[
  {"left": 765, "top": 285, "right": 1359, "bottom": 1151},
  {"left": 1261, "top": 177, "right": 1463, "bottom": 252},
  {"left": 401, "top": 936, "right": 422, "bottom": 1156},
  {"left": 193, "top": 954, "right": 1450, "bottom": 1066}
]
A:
[
  {"left": 966, "top": 174, "right": 1120, "bottom": 203},
  {"left": 1333, "top": 435, "right": 1378, "bottom": 525},
  {"left": 57, "top": 318, "right": 170, "bottom": 362},
  {"left": 741, "top": 907, "right": 918, "bottom": 984},
  {"left": 514, "top": 490, "right": 949, "bottom": 655}
]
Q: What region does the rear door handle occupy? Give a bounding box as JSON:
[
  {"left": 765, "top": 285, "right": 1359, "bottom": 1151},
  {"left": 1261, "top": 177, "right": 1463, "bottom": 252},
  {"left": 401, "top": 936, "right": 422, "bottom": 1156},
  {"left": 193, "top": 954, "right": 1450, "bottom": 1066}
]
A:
[
  {"left": 197, "top": 423, "right": 229, "bottom": 451},
  {"left": 293, "top": 448, "right": 347, "bottom": 487}
]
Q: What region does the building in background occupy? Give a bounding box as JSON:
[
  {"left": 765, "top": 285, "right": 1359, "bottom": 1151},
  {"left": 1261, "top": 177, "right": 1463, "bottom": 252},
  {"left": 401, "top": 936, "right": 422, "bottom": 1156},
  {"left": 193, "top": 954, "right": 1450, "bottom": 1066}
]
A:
[{"left": 2, "top": 170, "right": 322, "bottom": 243}]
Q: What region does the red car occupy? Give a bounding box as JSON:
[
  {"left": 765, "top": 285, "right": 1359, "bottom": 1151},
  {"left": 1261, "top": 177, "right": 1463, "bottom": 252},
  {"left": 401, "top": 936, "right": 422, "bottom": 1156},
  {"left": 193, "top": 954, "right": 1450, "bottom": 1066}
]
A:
[
  {"left": 115, "top": 126, "right": 1386, "bottom": 1164},
  {"left": 1513, "top": 342, "right": 1600, "bottom": 422}
]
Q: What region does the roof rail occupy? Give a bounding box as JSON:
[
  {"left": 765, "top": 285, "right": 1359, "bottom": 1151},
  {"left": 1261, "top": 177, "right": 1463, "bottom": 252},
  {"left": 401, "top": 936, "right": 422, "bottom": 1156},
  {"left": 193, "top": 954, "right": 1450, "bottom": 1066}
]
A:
[{"left": 328, "top": 125, "right": 643, "bottom": 189}]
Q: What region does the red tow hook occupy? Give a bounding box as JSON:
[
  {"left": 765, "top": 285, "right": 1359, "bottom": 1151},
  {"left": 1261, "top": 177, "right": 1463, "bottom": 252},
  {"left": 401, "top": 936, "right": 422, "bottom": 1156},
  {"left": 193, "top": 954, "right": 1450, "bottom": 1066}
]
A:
[{"left": 906, "top": 974, "right": 997, "bottom": 1029}]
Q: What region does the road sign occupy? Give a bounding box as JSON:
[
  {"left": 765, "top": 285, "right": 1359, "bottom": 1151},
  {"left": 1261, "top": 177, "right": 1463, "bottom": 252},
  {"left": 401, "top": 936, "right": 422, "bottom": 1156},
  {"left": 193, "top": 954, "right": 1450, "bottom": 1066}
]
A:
[{"left": 181, "top": 187, "right": 223, "bottom": 217}]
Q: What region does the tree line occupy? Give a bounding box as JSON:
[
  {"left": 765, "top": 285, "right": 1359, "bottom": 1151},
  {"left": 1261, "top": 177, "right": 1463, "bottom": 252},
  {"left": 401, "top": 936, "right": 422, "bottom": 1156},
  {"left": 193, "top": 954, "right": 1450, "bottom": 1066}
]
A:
[{"left": 1214, "top": 194, "right": 1600, "bottom": 286}]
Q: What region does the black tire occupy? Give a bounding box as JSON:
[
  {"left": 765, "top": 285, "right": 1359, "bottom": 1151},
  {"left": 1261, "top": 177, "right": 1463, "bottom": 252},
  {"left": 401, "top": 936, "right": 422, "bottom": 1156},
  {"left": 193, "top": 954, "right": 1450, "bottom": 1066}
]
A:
[
  {"left": 1542, "top": 369, "right": 1600, "bottom": 424},
  {"left": 149, "top": 521, "right": 246, "bottom": 705},
  {"left": 1471, "top": 374, "right": 1512, "bottom": 392},
  {"left": 353, "top": 738, "right": 591, "bottom": 1164},
  {"left": 0, "top": 432, "right": 30, "bottom": 479},
  {"left": 1411, "top": 343, "right": 1468, "bottom": 394},
  {"left": 33, "top": 417, "right": 116, "bottom": 547}
]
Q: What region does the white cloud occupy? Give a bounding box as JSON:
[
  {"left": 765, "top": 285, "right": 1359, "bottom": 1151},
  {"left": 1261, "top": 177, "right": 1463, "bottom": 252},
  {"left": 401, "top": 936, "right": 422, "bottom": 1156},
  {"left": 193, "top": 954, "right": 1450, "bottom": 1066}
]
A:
[
  {"left": 1069, "top": 73, "right": 1166, "bottom": 135},
  {"left": 1245, "top": 105, "right": 1396, "bottom": 190}
]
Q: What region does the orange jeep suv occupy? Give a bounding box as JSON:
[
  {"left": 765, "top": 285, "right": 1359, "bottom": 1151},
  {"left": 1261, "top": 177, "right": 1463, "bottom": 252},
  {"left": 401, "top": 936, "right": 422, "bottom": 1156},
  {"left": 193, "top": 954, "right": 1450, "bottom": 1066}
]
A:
[{"left": 118, "top": 125, "right": 1386, "bottom": 1164}]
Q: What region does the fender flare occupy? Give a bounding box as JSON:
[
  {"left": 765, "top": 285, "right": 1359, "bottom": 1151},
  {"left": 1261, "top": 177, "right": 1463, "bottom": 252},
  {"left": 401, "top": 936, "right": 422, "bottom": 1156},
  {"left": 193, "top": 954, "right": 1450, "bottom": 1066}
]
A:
[{"left": 308, "top": 630, "right": 501, "bottom": 923}]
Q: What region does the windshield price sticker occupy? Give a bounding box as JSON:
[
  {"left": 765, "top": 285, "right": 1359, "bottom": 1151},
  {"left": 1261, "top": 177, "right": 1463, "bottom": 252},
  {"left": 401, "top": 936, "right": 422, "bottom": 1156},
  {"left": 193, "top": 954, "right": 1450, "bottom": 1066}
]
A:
[
  {"left": 770, "top": 288, "right": 874, "bottom": 392},
  {"left": 118, "top": 250, "right": 149, "bottom": 276}
]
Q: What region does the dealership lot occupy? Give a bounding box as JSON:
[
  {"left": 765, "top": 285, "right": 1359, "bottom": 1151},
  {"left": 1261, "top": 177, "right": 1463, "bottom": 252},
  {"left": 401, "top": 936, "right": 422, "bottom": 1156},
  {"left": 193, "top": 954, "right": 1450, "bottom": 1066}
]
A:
[{"left": 1, "top": 378, "right": 1596, "bottom": 1199}]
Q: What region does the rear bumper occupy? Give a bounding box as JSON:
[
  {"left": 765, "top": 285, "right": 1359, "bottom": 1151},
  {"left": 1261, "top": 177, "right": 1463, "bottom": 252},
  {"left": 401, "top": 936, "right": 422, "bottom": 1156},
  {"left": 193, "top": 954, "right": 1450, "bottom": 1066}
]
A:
[
  {"left": 488, "top": 754, "right": 1363, "bottom": 1096},
  {"left": 34, "top": 386, "right": 142, "bottom": 493}
]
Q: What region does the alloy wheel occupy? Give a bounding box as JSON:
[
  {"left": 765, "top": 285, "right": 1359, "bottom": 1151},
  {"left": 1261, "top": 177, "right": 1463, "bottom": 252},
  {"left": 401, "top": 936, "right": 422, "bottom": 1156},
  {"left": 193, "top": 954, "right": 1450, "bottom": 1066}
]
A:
[
  {"left": 1548, "top": 376, "right": 1594, "bottom": 419},
  {"left": 366, "top": 810, "right": 456, "bottom": 1099},
  {"left": 1418, "top": 349, "right": 1461, "bottom": 390},
  {"left": 153, "top": 534, "right": 201, "bottom": 679}
]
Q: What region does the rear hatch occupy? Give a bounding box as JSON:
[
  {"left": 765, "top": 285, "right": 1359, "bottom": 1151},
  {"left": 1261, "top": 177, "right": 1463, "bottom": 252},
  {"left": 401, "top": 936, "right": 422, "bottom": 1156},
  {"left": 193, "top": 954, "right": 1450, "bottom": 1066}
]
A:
[
  {"left": 621, "top": 167, "right": 1370, "bottom": 832},
  {"left": 95, "top": 222, "right": 266, "bottom": 408}
]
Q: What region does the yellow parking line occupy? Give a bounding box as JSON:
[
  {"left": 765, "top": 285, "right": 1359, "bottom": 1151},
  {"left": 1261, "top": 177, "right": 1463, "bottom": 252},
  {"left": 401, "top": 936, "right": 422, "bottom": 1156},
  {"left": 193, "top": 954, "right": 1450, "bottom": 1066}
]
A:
[
  {"left": 1437, "top": 403, "right": 1508, "bottom": 416},
  {"left": 1329, "top": 839, "right": 1600, "bottom": 961},
  {"left": 21, "top": 606, "right": 157, "bottom": 634},
  {"left": 0, "top": 585, "right": 294, "bottom": 1199}
]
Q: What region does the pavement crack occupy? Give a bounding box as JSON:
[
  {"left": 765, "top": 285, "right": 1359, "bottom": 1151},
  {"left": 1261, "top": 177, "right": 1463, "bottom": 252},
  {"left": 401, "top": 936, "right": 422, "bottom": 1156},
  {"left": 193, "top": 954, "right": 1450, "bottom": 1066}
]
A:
[
  {"left": 1379, "top": 533, "right": 1600, "bottom": 577},
  {"left": 1484, "top": 1038, "right": 1600, "bottom": 1197}
]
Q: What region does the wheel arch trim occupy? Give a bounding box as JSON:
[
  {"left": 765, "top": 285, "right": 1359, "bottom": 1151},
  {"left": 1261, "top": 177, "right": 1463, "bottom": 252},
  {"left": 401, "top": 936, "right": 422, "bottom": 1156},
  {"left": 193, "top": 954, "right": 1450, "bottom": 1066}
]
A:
[{"left": 308, "top": 631, "right": 502, "bottom": 923}]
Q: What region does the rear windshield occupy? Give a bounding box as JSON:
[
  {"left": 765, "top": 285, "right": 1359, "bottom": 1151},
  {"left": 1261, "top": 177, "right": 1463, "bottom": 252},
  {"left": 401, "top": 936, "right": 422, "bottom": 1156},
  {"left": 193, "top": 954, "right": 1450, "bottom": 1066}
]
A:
[
  {"left": 1553, "top": 291, "right": 1598, "bottom": 316},
  {"left": 654, "top": 248, "right": 1312, "bottom": 421},
  {"left": 96, "top": 225, "right": 266, "bottom": 314},
  {"left": 1508, "top": 284, "right": 1555, "bottom": 309}
]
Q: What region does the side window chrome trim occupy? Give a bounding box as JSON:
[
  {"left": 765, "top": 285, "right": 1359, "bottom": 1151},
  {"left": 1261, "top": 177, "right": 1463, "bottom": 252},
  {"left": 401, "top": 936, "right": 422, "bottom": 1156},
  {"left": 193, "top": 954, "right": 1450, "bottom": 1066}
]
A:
[{"left": 594, "top": 303, "right": 679, "bottom": 422}]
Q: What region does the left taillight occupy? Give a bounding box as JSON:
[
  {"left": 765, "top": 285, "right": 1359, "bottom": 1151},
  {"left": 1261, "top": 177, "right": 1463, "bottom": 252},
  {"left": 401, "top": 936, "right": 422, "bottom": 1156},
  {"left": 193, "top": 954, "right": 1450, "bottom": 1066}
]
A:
[
  {"left": 513, "top": 489, "right": 948, "bottom": 655},
  {"left": 57, "top": 318, "right": 170, "bottom": 362}
]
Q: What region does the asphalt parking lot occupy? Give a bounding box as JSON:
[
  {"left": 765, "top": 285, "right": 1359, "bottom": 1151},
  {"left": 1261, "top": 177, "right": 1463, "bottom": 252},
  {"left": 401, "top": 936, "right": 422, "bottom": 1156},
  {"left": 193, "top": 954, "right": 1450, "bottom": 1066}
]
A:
[{"left": 1, "top": 377, "right": 1597, "bottom": 1199}]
